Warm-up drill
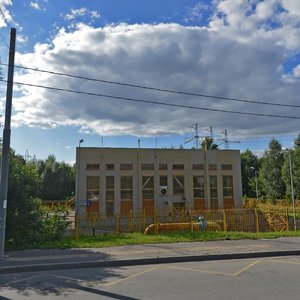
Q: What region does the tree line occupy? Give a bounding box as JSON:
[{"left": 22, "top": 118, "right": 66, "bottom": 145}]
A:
[
  {"left": 5, "top": 150, "right": 75, "bottom": 248},
  {"left": 241, "top": 134, "right": 300, "bottom": 203}
]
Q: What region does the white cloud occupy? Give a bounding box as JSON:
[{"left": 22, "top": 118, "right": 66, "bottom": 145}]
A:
[
  {"left": 282, "top": 0, "right": 300, "bottom": 16},
  {"left": 30, "top": 2, "right": 41, "bottom": 10},
  {"left": 0, "top": 0, "right": 12, "bottom": 28},
  {"left": 65, "top": 8, "right": 87, "bottom": 20},
  {"left": 13, "top": 3, "right": 300, "bottom": 139}
]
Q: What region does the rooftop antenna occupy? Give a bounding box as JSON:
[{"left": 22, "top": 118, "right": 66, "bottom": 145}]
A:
[
  {"left": 184, "top": 123, "right": 200, "bottom": 149},
  {"left": 219, "top": 129, "right": 240, "bottom": 149},
  {"left": 24, "top": 149, "right": 31, "bottom": 162}
]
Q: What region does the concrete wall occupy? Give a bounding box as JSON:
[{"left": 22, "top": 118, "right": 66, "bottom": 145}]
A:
[{"left": 75, "top": 148, "right": 242, "bottom": 216}]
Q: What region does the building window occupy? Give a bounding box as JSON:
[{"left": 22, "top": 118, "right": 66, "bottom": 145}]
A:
[
  {"left": 86, "top": 164, "right": 99, "bottom": 170},
  {"left": 173, "top": 176, "right": 184, "bottom": 195},
  {"left": 193, "top": 164, "right": 204, "bottom": 170},
  {"left": 120, "top": 176, "right": 133, "bottom": 200},
  {"left": 120, "top": 163, "right": 133, "bottom": 170},
  {"left": 193, "top": 176, "right": 205, "bottom": 198},
  {"left": 159, "top": 164, "right": 168, "bottom": 170},
  {"left": 86, "top": 176, "right": 100, "bottom": 201},
  {"left": 106, "top": 176, "right": 114, "bottom": 216},
  {"left": 105, "top": 164, "right": 114, "bottom": 171},
  {"left": 222, "top": 164, "right": 233, "bottom": 170},
  {"left": 141, "top": 163, "right": 154, "bottom": 170},
  {"left": 173, "top": 164, "right": 184, "bottom": 170},
  {"left": 210, "top": 175, "right": 218, "bottom": 209},
  {"left": 223, "top": 175, "right": 233, "bottom": 197},
  {"left": 160, "top": 175, "right": 168, "bottom": 186},
  {"left": 209, "top": 164, "right": 217, "bottom": 170},
  {"left": 142, "top": 176, "right": 154, "bottom": 199}
]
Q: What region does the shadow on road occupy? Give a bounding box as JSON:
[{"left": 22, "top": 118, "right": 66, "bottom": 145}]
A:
[{"left": 0, "top": 248, "right": 137, "bottom": 299}]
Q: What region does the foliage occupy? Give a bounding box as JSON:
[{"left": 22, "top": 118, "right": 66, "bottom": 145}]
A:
[
  {"left": 258, "top": 138, "right": 285, "bottom": 202},
  {"left": 35, "top": 155, "right": 75, "bottom": 200},
  {"left": 282, "top": 148, "right": 300, "bottom": 201},
  {"left": 5, "top": 151, "right": 70, "bottom": 248},
  {"left": 201, "top": 137, "right": 218, "bottom": 150},
  {"left": 241, "top": 149, "right": 260, "bottom": 197}
]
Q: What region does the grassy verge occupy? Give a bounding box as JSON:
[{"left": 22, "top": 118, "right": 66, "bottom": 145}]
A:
[{"left": 7, "top": 230, "right": 300, "bottom": 251}]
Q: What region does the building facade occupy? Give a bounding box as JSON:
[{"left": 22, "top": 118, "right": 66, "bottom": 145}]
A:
[{"left": 76, "top": 147, "right": 243, "bottom": 216}]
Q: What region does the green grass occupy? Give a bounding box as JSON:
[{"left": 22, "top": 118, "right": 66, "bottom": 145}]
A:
[{"left": 7, "top": 230, "right": 300, "bottom": 251}]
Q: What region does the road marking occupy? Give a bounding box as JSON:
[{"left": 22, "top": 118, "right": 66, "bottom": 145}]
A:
[
  {"left": 6, "top": 274, "right": 42, "bottom": 285},
  {"left": 167, "top": 265, "right": 234, "bottom": 276},
  {"left": 233, "top": 260, "right": 261, "bottom": 276},
  {"left": 103, "top": 266, "right": 160, "bottom": 287},
  {"left": 267, "top": 259, "right": 300, "bottom": 265},
  {"left": 168, "top": 260, "right": 261, "bottom": 277}
]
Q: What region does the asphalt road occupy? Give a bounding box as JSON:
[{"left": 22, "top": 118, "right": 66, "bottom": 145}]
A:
[{"left": 0, "top": 256, "right": 299, "bottom": 300}]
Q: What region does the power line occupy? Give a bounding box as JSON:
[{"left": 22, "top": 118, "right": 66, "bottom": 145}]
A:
[
  {"left": 1, "top": 62, "right": 300, "bottom": 109},
  {"left": 2, "top": 79, "right": 300, "bottom": 120}
]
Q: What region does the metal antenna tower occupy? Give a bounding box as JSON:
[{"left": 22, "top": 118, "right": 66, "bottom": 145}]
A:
[{"left": 184, "top": 123, "right": 200, "bottom": 149}]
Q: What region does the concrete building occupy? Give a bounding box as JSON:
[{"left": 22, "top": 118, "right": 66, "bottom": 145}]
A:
[{"left": 75, "top": 147, "right": 242, "bottom": 216}]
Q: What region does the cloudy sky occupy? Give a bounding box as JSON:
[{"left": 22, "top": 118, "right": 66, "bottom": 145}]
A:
[{"left": 0, "top": 0, "right": 299, "bottom": 162}]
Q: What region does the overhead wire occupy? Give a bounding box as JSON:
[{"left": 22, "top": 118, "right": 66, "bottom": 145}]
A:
[
  {"left": 2, "top": 79, "right": 299, "bottom": 120},
  {"left": 1, "top": 62, "right": 300, "bottom": 109}
]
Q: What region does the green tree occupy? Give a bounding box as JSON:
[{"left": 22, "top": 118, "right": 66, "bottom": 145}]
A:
[
  {"left": 6, "top": 151, "right": 69, "bottom": 248},
  {"left": 282, "top": 148, "right": 300, "bottom": 201},
  {"left": 240, "top": 149, "right": 260, "bottom": 197},
  {"left": 259, "top": 138, "right": 285, "bottom": 202},
  {"left": 36, "top": 155, "right": 75, "bottom": 200},
  {"left": 201, "top": 137, "right": 218, "bottom": 150}
]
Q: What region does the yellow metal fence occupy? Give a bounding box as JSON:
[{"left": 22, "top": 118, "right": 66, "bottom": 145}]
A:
[{"left": 72, "top": 208, "right": 299, "bottom": 238}]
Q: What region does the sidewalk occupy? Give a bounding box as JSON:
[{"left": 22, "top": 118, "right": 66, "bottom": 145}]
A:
[{"left": 1, "top": 237, "right": 300, "bottom": 274}]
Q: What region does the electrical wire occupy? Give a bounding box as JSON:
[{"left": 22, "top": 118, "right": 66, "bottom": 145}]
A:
[
  {"left": 2, "top": 79, "right": 300, "bottom": 120},
  {"left": 1, "top": 63, "right": 300, "bottom": 109}
]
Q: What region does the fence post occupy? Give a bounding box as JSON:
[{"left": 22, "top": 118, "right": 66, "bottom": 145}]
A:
[
  {"left": 190, "top": 214, "right": 193, "bottom": 233},
  {"left": 142, "top": 209, "right": 146, "bottom": 232},
  {"left": 223, "top": 209, "right": 227, "bottom": 232},
  {"left": 285, "top": 208, "right": 289, "bottom": 232},
  {"left": 255, "top": 208, "right": 259, "bottom": 233},
  {"left": 129, "top": 210, "right": 133, "bottom": 232},
  {"left": 115, "top": 213, "right": 120, "bottom": 235},
  {"left": 154, "top": 208, "right": 159, "bottom": 234},
  {"left": 75, "top": 216, "right": 79, "bottom": 240}
]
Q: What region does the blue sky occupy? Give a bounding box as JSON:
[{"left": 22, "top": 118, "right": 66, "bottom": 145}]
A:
[{"left": 0, "top": 0, "right": 300, "bottom": 163}]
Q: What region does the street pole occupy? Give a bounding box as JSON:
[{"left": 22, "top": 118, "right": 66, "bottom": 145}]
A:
[
  {"left": 288, "top": 151, "right": 297, "bottom": 231},
  {"left": 0, "top": 28, "right": 16, "bottom": 261},
  {"left": 250, "top": 167, "right": 259, "bottom": 203},
  {"left": 75, "top": 139, "right": 84, "bottom": 239}
]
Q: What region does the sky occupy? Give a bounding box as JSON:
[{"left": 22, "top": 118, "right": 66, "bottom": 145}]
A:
[{"left": 0, "top": 0, "right": 299, "bottom": 163}]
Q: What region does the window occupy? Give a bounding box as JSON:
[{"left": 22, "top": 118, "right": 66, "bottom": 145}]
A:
[
  {"left": 159, "top": 164, "right": 168, "bottom": 170},
  {"left": 173, "top": 176, "right": 184, "bottom": 195},
  {"left": 120, "top": 163, "right": 133, "bottom": 170},
  {"left": 173, "top": 164, "right": 184, "bottom": 170},
  {"left": 222, "top": 164, "right": 233, "bottom": 170},
  {"left": 223, "top": 175, "right": 233, "bottom": 197},
  {"left": 193, "top": 176, "right": 205, "bottom": 198},
  {"left": 141, "top": 163, "right": 154, "bottom": 170},
  {"left": 86, "top": 164, "right": 99, "bottom": 170},
  {"left": 160, "top": 175, "right": 168, "bottom": 186},
  {"left": 105, "top": 164, "right": 114, "bottom": 171},
  {"left": 142, "top": 176, "right": 154, "bottom": 199},
  {"left": 193, "top": 164, "right": 204, "bottom": 170},
  {"left": 209, "top": 164, "right": 217, "bottom": 170},
  {"left": 210, "top": 176, "right": 218, "bottom": 209},
  {"left": 120, "top": 176, "right": 133, "bottom": 200},
  {"left": 106, "top": 176, "right": 114, "bottom": 216},
  {"left": 86, "top": 176, "right": 100, "bottom": 201}
]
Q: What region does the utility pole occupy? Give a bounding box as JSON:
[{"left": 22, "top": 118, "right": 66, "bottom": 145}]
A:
[{"left": 0, "top": 28, "right": 16, "bottom": 261}]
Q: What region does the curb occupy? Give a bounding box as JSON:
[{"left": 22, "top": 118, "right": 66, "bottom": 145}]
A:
[{"left": 1, "top": 249, "right": 300, "bottom": 274}]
